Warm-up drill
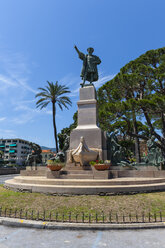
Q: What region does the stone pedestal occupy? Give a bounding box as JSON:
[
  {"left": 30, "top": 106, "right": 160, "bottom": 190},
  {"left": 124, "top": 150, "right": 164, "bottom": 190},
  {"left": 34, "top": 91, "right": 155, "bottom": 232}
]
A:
[{"left": 69, "top": 85, "right": 107, "bottom": 161}]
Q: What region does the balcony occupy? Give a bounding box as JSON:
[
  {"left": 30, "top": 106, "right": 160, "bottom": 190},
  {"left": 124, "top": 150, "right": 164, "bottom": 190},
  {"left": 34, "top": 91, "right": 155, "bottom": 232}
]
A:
[
  {"left": 9, "top": 150, "right": 17, "bottom": 153},
  {"left": 9, "top": 144, "right": 17, "bottom": 147}
]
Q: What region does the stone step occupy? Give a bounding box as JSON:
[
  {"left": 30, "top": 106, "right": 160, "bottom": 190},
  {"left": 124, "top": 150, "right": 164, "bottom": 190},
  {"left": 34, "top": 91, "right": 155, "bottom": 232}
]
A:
[
  {"left": 11, "top": 176, "right": 165, "bottom": 186},
  {"left": 5, "top": 178, "right": 165, "bottom": 195},
  {"left": 65, "top": 164, "right": 91, "bottom": 171},
  {"left": 21, "top": 170, "right": 47, "bottom": 176},
  {"left": 62, "top": 170, "right": 93, "bottom": 175},
  {"left": 60, "top": 174, "right": 94, "bottom": 179}
]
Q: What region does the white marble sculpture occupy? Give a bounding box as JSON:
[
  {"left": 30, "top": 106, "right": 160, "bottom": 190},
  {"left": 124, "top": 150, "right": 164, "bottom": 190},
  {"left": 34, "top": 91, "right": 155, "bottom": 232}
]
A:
[{"left": 70, "top": 136, "right": 98, "bottom": 166}]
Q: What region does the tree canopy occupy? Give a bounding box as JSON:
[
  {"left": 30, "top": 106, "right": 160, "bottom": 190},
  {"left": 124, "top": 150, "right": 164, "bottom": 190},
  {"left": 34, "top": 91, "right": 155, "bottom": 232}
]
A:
[
  {"left": 98, "top": 47, "right": 165, "bottom": 155},
  {"left": 35, "top": 81, "right": 72, "bottom": 153}
]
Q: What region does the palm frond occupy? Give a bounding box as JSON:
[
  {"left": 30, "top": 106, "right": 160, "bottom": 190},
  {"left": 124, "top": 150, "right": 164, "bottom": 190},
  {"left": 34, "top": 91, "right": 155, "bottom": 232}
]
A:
[
  {"left": 36, "top": 101, "right": 50, "bottom": 109},
  {"left": 35, "top": 92, "right": 50, "bottom": 98},
  {"left": 36, "top": 98, "right": 50, "bottom": 106},
  {"left": 35, "top": 80, "right": 72, "bottom": 110}
]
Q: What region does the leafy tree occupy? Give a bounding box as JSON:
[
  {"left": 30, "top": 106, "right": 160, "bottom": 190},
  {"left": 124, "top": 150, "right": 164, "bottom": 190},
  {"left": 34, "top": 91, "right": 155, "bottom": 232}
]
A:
[
  {"left": 98, "top": 47, "right": 165, "bottom": 160},
  {"left": 35, "top": 81, "right": 72, "bottom": 153},
  {"left": 0, "top": 150, "right": 4, "bottom": 159},
  {"left": 58, "top": 111, "right": 77, "bottom": 150},
  {"left": 98, "top": 80, "right": 144, "bottom": 162}
]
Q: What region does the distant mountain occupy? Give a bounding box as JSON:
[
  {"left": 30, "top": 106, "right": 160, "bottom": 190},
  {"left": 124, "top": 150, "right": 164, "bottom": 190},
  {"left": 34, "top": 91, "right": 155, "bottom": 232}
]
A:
[{"left": 41, "top": 146, "right": 56, "bottom": 152}]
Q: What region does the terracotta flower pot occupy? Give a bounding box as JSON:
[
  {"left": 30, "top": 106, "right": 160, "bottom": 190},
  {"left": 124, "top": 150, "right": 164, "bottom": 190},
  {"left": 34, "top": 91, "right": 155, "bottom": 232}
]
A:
[
  {"left": 93, "top": 164, "right": 110, "bottom": 171},
  {"left": 47, "top": 164, "right": 63, "bottom": 171}
]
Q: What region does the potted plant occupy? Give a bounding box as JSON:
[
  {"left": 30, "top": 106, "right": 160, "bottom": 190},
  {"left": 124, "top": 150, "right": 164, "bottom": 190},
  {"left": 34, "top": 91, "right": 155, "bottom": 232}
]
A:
[
  {"left": 89, "top": 160, "right": 111, "bottom": 171},
  {"left": 46, "top": 159, "right": 65, "bottom": 171}
]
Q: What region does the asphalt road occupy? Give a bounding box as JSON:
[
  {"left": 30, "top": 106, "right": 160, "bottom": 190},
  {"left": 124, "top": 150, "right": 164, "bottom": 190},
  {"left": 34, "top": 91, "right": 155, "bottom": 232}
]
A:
[
  {"left": 0, "top": 226, "right": 165, "bottom": 248},
  {"left": 0, "top": 174, "right": 19, "bottom": 184}
]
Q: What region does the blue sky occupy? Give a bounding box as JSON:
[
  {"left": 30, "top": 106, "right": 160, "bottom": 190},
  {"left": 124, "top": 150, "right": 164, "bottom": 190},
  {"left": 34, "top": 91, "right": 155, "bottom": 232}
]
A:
[{"left": 0, "top": 0, "right": 164, "bottom": 147}]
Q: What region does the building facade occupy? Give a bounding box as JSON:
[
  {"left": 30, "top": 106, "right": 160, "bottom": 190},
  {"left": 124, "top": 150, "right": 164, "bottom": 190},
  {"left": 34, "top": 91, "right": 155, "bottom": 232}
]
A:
[
  {"left": 41, "top": 149, "right": 55, "bottom": 165},
  {"left": 0, "top": 139, "right": 32, "bottom": 165}
]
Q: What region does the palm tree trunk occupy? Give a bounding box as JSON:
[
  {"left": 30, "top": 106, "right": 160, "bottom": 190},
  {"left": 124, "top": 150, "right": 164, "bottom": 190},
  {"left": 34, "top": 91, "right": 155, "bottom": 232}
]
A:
[
  {"left": 132, "top": 110, "right": 141, "bottom": 163},
  {"left": 52, "top": 102, "right": 58, "bottom": 153}
]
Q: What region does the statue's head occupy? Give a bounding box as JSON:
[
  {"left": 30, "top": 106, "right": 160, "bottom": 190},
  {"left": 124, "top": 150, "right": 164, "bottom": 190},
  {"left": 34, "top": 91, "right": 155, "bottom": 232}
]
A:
[
  {"left": 87, "top": 47, "right": 94, "bottom": 55},
  {"left": 80, "top": 136, "right": 84, "bottom": 143}
]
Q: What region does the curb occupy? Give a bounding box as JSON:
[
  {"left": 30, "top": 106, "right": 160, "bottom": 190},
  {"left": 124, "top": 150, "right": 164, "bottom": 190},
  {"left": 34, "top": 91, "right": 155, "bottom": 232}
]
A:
[{"left": 1, "top": 217, "right": 165, "bottom": 230}]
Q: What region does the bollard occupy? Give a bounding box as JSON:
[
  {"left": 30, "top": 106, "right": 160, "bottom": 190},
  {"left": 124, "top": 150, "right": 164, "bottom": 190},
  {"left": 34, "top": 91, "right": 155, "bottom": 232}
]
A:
[
  {"left": 62, "top": 213, "right": 64, "bottom": 222},
  {"left": 43, "top": 210, "right": 45, "bottom": 221},
  {"left": 95, "top": 212, "right": 98, "bottom": 223},
  {"left": 25, "top": 210, "right": 28, "bottom": 220},
  {"left": 136, "top": 212, "right": 138, "bottom": 223},
  {"left": 142, "top": 212, "right": 145, "bottom": 223},
  {"left": 20, "top": 209, "right": 22, "bottom": 219},
  {"left": 154, "top": 212, "right": 157, "bottom": 222},
  {"left": 49, "top": 211, "right": 52, "bottom": 222},
  {"left": 56, "top": 212, "right": 58, "bottom": 222},
  {"left": 82, "top": 212, "right": 84, "bottom": 223},
  {"left": 116, "top": 213, "right": 118, "bottom": 223},
  {"left": 69, "top": 212, "right": 71, "bottom": 222},
  {"left": 148, "top": 212, "right": 151, "bottom": 222},
  {"left": 14, "top": 209, "right": 17, "bottom": 218},
  {"left": 4, "top": 208, "right": 7, "bottom": 217},
  {"left": 102, "top": 211, "right": 104, "bottom": 223},
  {"left": 76, "top": 213, "right": 78, "bottom": 223},
  {"left": 89, "top": 213, "right": 91, "bottom": 223},
  {"left": 123, "top": 214, "right": 125, "bottom": 223},
  {"left": 109, "top": 211, "right": 112, "bottom": 223},
  {"left": 9, "top": 209, "right": 12, "bottom": 218}
]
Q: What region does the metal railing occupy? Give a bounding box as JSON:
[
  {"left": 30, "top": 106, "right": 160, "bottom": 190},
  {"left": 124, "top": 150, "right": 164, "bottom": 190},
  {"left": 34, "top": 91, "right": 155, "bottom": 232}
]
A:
[{"left": 0, "top": 207, "right": 164, "bottom": 224}]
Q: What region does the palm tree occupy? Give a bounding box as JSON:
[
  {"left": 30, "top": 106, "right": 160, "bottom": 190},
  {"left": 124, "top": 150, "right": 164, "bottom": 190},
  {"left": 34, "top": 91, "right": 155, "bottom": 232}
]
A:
[{"left": 35, "top": 81, "right": 72, "bottom": 153}]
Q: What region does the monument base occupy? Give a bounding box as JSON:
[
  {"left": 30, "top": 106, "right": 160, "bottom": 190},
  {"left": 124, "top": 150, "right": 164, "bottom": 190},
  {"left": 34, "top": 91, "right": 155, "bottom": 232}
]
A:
[{"left": 69, "top": 126, "right": 107, "bottom": 162}]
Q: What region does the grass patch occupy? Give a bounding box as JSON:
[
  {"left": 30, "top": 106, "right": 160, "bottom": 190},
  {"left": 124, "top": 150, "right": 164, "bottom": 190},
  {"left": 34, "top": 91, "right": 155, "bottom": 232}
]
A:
[{"left": 0, "top": 186, "right": 165, "bottom": 216}]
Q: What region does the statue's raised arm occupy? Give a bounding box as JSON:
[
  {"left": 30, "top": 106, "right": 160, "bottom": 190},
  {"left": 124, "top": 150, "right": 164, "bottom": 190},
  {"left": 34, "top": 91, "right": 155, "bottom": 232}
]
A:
[
  {"left": 74, "top": 46, "right": 101, "bottom": 87},
  {"left": 74, "top": 45, "right": 80, "bottom": 55},
  {"left": 74, "top": 45, "right": 85, "bottom": 60}
]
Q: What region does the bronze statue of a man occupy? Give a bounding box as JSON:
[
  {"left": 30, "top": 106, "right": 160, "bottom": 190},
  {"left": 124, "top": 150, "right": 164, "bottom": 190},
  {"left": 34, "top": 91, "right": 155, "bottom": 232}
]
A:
[{"left": 74, "top": 45, "right": 101, "bottom": 87}]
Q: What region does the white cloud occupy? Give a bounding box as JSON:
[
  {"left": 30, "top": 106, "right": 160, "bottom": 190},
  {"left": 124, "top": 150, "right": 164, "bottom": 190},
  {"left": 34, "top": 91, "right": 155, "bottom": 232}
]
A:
[
  {"left": 60, "top": 73, "right": 79, "bottom": 87},
  {"left": 0, "top": 128, "right": 16, "bottom": 138},
  {"left": 0, "top": 51, "right": 37, "bottom": 95},
  {"left": 0, "top": 50, "right": 41, "bottom": 125},
  {"left": 95, "top": 73, "right": 115, "bottom": 88},
  {"left": 0, "top": 74, "right": 18, "bottom": 87},
  {"left": 12, "top": 113, "right": 34, "bottom": 125},
  {"left": 11, "top": 99, "right": 53, "bottom": 125},
  {"left": 0, "top": 117, "right": 6, "bottom": 122}
]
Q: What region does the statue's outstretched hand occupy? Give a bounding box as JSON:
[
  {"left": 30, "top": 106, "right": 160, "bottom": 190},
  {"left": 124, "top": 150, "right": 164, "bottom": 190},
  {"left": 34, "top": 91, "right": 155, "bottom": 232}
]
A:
[{"left": 74, "top": 45, "right": 80, "bottom": 54}]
